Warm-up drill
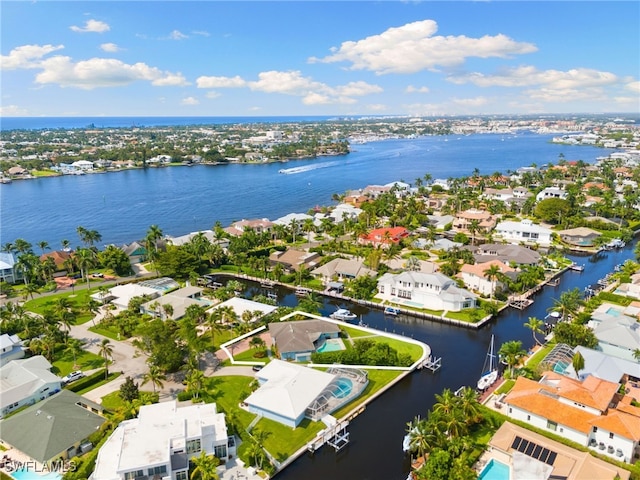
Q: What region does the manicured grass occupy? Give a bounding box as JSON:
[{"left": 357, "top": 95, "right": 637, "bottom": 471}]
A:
[
  {"left": 231, "top": 348, "right": 269, "bottom": 363},
  {"left": 495, "top": 379, "right": 516, "bottom": 395},
  {"left": 208, "top": 376, "right": 256, "bottom": 427},
  {"left": 24, "top": 288, "right": 98, "bottom": 324},
  {"left": 525, "top": 343, "right": 554, "bottom": 374},
  {"left": 340, "top": 326, "right": 423, "bottom": 361},
  {"left": 89, "top": 324, "right": 123, "bottom": 341},
  {"left": 257, "top": 416, "right": 325, "bottom": 463},
  {"left": 52, "top": 348, "right": 104, "bottom": 376},
  {"left": 100, "top": 389, "right": 157, "bottom": 412}
]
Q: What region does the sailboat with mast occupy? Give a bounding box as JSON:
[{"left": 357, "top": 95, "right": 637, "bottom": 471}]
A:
[{"left": 477, "top": 334, "right": 498, "bottom": 391}]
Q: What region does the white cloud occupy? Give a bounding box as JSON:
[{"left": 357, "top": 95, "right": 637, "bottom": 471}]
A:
[
  {"left": 0, "top": 104, "right": 29, "bottom": 116},
  {"left": 406, "top": 85, "right": 430, "bottom": 93},
  {"left": 625, "top": 81, "right": 640, "bottom": 93},
  {"left": 197, "top": 70, "right": 381, "bottom": 106},
  {"left": 1, "top": 44, "right": 64, "bottom": 70},
  {"left": 449, "top": 66, "right": 618, "bottom": 89},
  {"left": 310, "top": 20, "right": 537, "bottom": 74},
  {"left": 523, "top": 86, "right": 607, "bottom": 103},
  {"left": 613, "top": 96, "right": 639, "bottom": 105},
  {"left": 34, "top": 56, "right": 189, "bottom": 89},
  {"left": 100, "top": 43, "right": 121, "bottom": 53},
  {"left": 70, "top": 19, "right": 110, "bottom": 34},
  {"left": 196, "top": 75, "right": 247, "bottom": 88},
  {"left": 181, "top": 96, "right": 199, "bottom": 105},
  {"left": 452, "top": 96, "right": 488, "bottom": 107},
  {"left": 169, "top": 30, "right": 188, "bottom": 40},
  {"left": 205, "top": 91, "right": 221, "bottom": 99},
  {"left": 192, "top": 30, "right": 210, "bottom": 37}
]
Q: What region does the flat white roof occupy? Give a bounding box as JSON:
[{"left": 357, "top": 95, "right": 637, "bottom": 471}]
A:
[
  {"left": 245, "top": 360, "right": 335, "bottom": 422},
  {"left": 209, "top": 297, "right": 277, "bottom": 320},
  {"left": 108, "top": 284, "right": 159, "bottom": 308}
]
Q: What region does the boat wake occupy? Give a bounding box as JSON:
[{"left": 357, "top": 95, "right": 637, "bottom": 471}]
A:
[{"left": 278, "top": 161, "right": 338, "bottom": 175}]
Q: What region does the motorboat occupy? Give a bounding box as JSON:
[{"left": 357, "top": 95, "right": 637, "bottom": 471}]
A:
[
  {"left": 477, "top": 334, "right": 498, "bottom": 391},
  {"left": 294, "top": 286, "right": 311, "bottom": 296},
  {"left": 384, "top": 306, "right": 400, "bottom": 316},
  {"left": 330, "top": 308, "right": 358, "bottom": 322}
]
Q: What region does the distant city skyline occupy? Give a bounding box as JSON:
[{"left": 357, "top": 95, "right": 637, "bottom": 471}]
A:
[{"left": 1, "top": 1, "right": 638, "bottom": 117}]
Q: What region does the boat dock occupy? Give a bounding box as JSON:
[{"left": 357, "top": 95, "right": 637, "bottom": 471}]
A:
[
  {"left": 307, "top": 416, "right": 350, "bottom": 453},
  {"left": 419, "top": 355, "right": 442, "bottom": 373},
  {"left": 508, "top": 295, "right": 534, "bottom": 310}
]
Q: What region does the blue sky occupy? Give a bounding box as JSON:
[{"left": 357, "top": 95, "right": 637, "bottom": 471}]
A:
[{"left": 1, "top": 1, "right": 638, "bottom": 117}]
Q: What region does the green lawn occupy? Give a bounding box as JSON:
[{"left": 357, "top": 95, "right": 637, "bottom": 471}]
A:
[
  {"left": 231, "top": 348, "right": 269, "bottom": 363},
  {"left": 24, "top": 288, "right": 98, "bottom": 324},
  {"left": 256, "top": 416, "right": 325, "bottom": 463},
  {"left": 88, "top": 324, "right": 123, "bottom": 341},
  {"left": 208, "top": 376, "right": 256, "bottom": 427},
  {"left": 51, "top": 348, "right": 105, "bottom": 376},
  {"left": 331, "top": 369, "right": 403, "bottom": 419},
  {"left": 339, "top": 326, "right": 424, "bottom": 361},
  {"left": 495, "top": 379, "right": 516, "bottom": 395},
  {"left": 74, "top": 372, "right": 122, "bottom": 395}
]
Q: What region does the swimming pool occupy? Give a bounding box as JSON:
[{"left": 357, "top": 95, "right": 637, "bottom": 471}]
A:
[
  {"left": 317, "top": 338, "right": 344, "bottom": 353},
  {"left": 605, "top": 307, "right": 622, "bottom": 317},
  {"left": 9, "top": 468, "right": 62, "bottom": 480},
  {"left": 478, "top": 459, "right": 510, "bottom": 480},
  {"left": 332, "top": 378, "right": 353, "bottom": 399}
]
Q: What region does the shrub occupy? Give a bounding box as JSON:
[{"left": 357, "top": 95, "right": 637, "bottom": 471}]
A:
[{"left": 66, "top": 370, "right": 107, "bottom": 392}]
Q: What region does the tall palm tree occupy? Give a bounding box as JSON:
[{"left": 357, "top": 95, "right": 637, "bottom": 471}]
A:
[
  {"left": 64, "top": 338, "right": 84, "bottom": 369},
  {"left": 524, "top": 317, "right": 544, "bottom": 347},
  {"left": 141, "top": 364, "right": 166, "bottom": 393},
  {"left": 75, "top": 248, "right": 97, "bottom": 285},
  {"left": 98, "top": 338, "right": 114, "bottom": 380},
  {"left": 483, "top": 264, "right": 502, "bottom": 300},
  {"left": 498, "top": 340, "right": 526, "bottom": 378},
  {"left": 190, "top": 450, "right": 220, "bottom": 480},
  {"left": 572, "top": 351, "right": 585, "bottom": 380},
  {"left": 186, "top": 369, "right": 205, "bottom": 399},
  {"left": 146, "top": 224, "right": 163, "bottom": 253},
  {"left": 549, "top": 288, "right": 583, "bottom": 322},
  {"left": 37, "top": 241, "right": 50, "bottom": 255}
]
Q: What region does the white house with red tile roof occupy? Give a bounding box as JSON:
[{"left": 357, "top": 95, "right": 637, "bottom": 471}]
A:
[
  {"left": 459, "top": 259, "right": 516, "bottom": 296},
  {"left": 504, "top": 372, "right": 640, "bottom": 463}
]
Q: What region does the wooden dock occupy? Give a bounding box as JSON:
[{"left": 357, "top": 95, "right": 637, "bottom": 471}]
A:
[
  {"left": 508, "top": 296, "right": 534, "bottom": 310},
  {"left": 307, "top": 417, "right": 350, "bottom": 453}
]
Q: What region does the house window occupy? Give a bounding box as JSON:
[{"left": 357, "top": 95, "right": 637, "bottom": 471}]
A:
[
  {"left": 509, "top": 408, "right": 512, "bottom": 413},
  {"left": 186, "top": 439, "right": 201, "bottom": 454},
  {"left": 147, "top": 466, "right": 167, "bottom": 476},
  {"left": 593, "top": 426, "right": 598, "bottom": 432},
  {"left": 547, "top": 420, "right": 557, "bottom": 431},
  {"left": 527, "top": 415, "right": 530, "bottom": 421},
  {"left": 176, "top": 471, "right": 188, "bottom": 480},
  {"left": 214, "top": 444, "right": 227, "bottom": 459},
  {"left": 124, "top": 471, "right": 144, "bottom": 480},
  {"left": 609, "top": 432, "right": 614, "bottom": 439}
]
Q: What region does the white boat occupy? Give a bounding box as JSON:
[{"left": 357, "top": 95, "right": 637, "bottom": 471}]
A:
[
  {"left": 477, "top": 335, "right": 498, "bottom": 391},
  {"left": 294, "top": 286, "right": 311, "bottom": 296},
  {"left": 384, "top": 306, "right": 400, "bottom": 316},
  {"left": 402, "top": 433, "right": 411, "bottom": 452},
  {"left": 569, "top": 262, "right": 584, "bottom": 271},
  {"left": 330, "top": 308, "right": 358, "bottom": 322}
]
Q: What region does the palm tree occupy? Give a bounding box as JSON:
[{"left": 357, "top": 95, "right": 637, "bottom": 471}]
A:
[
  {"left": 572, "top": 351, "right": 585, "bottom": 380},
  {"left": 524, "top": 317, "right": 544, "bottom": 347},
  {"left": 146, "top": 224, "right": 163, "bottom": 253},
  {"left": 483, "top": 264, "right": 502, "bottom": 300},
  {"left": 190, "top": 450, "right": 220, "bottom": 480},
  {"left": 64, "top": 338, "right": 84, "bottom": 369},
  {"left": 37, "top": 241, "right": 50, "bottom": 255},
  {"left": 75, "top": 247, "right": 97, "bottom": 285},
  {"left": 549, "top": 287, "right": 583, "bottom": 322},
  {"left": 141, "top": 364, "right": 166, "bottom": 393},
  {"left": 633, "top": 348, "right": 640, "bottom": 362},
  {"left": 186, "top": 369, "right": 205, "bottom": 399},
  {"left": 498, "top": 340, "right": 526, "bottom": 378},
  {"left": 457, "top": 386, "right": 481, "bottom": 426},
  {"left": 98, "top": 338, "right": 114, "bottom": 380}
]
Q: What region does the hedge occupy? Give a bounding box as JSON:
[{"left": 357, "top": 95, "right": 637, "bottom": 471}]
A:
[{"left": 66, "top": 369, "right": 108, "bottom": 392}]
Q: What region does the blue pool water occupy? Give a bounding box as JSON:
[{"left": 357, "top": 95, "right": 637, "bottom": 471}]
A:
[
  {"left": 553, "top": 360, "right": 569, "bottom": 373},
  {"left": 478, "top": 459, "right": 510, "bottom": 480},
  {"left": 333, "top": 378, "right": 353, "bottom": 399},
  {"left": 317, "top": 338, "right": 344, "bottom": 353},
  {"left": 605, "top": 307, "right": 622, "bottom": 317},
  {"left": 10, "top": 469, "right": 62, "bottom": 480}
]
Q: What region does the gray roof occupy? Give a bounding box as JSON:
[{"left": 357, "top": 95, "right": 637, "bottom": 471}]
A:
[
  {"left": 1, "top": 356, "right": 61, "bottom": 411},
  {"left": 0, "top": 390, "right": 105, "bottom": 463},
  {"left": 474, "top": 243, "right": 541, "bottom": 265},
  {"left": 311, "top": 258, "right": 375, "bottom": 279},
  {"left": 593, "top": 315, "right": 640, "bottom": 351},
  {"left": 564, "top": 346, "right": 640, "bottom": 383},
  {"left": 269, "top": 320, "right": 340, "bottom": 355}
]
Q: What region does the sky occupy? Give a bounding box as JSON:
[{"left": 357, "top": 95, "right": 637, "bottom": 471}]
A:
[{"left": 1, "top": 1, "right": 639, "bottom": 117}]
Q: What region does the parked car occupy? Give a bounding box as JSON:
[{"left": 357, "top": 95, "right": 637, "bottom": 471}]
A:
[
  {"left": 62, "top": 370, "right": 85, "bottom": 385},
  {"left": 252, "top": 365, "right": 263, "bottom": 372}
]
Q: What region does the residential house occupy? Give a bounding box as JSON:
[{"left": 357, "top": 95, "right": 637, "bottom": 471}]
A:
[
  {"left": 614, "top": 274, "right": 640, "bottom": 300},
  {"left": 244, "top": 359, "right": 337, "bottom": 427},
  {"left": 487, "top": 422, "right": 630, "bottom": 480},
  {"left": 376, "top": 271, "right": 477, "bottom": 311},
  {"left": 140, "top": 286, "right": 211, "bottom": 320},
  {"left": 431, "top": 179, "right": 451, "bottom": 190},
  {"left": 329, "top": 203, "right": 362, "bottom": 223},
  {"left": 224, "top": 218, "right": 275, "bottom": 237},
  {"left": 459, "top": 259, "right": 516, "bottom": 297},
  {"left": 0, "top": 252, "right": 22, "bottom": 283},
  {"left": 91, "top": 283, "right": 159, "bottom": 309},
  {"left": 92, "top": 401, "right": 233, "bottom": 480},
  {"left": 426, "top": 214, "right": 455, "bottom": 231},
  {"left": 494, "top": 219, "right": 553, "bottom": 246},
  {"left": 0, "top": 333, "right": 25, "bottom": 366},
  {"left": 269, "top": 320, "right": 341, "bottom": 362},
  {"left": 362, "top": 185, "right": 391, "bottom": 198},
  {"left": 39, "top": 250, "right": 72, "bottom": 271},
  {"left": 358, "top": 227, "right": 409, "bottom": 248},
  {"left": 269, "top": 249, "right": 320, "bottom": 273},
  {"left": 311, "top": 258, "right": 376, "bottom": 285},
  {"left": 473, "top": 243, "right": 541, "bottom": 266},
  {"left": 120, "top": 241, "right": 148, "bottom": 264},
  {"left": 563, "top": 346, "right": 640, "bottom": 386},
  {"left": 208, "top": 297, "right": 277, "bottom": 324},
  {"left": 0, "top": 390, "right": 105, "bottom": 464},
  {"left": 588, "top": 303, "right": 640, "bottom": 363},
  {"left": 504, "top": 372, "right": 640, "bottom": 463},
  {"left": 482, "top": 188, "right": 514, "bottom": 202},
  {"left": 165, "top": 230, "right": 228, "bottom": 250},
  {"left": 557, "top": 227, "right": 602, "bottom": 247},
  {"left": 452, "top": 209, "right": 496, "bottom": 234},
  {"left": 0, "top": 356, "right": 61, "bottom": 418},
  {"left": 536, "top": 187, "right": 568, "bottom": 202},
  {"left": 273, "top": 213, "right": 314, "bottom": 234}
]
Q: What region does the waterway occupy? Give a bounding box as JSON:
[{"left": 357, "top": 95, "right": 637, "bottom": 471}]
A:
[
  {"left": 0, "top": 133, "right": 613, "bottom": 248},
  {"left": 268, "top": 242, "right": 637, "bottom": 480}
]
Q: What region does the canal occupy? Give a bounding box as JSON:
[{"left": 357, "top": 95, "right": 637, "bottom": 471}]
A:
[{"left": 242, "top": 241, "right": 637, "bottom": 480}]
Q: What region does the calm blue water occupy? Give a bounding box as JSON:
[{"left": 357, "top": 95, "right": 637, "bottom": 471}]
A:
[{"left": 0, "top": 133, "right": 613, "bottom": 248}]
